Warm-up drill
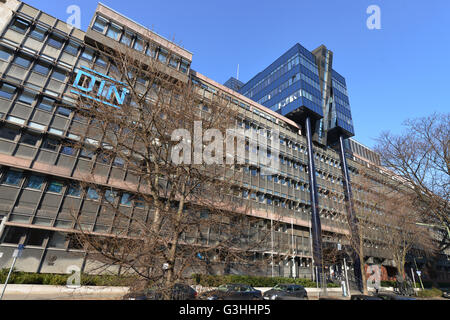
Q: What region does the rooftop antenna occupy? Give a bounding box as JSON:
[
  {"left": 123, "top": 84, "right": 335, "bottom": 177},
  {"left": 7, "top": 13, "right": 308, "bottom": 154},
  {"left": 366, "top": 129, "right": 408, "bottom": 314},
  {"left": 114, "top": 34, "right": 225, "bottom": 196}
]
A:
[{"left": 236, "top": 64, "right": 239, "bottom": 81}]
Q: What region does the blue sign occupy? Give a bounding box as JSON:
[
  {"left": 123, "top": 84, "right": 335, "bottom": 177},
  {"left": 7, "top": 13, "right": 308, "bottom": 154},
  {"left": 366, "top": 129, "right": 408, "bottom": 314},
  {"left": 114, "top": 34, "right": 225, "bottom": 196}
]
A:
[{"left": 70, "top": 66, "right": 129, "bottom": 109}]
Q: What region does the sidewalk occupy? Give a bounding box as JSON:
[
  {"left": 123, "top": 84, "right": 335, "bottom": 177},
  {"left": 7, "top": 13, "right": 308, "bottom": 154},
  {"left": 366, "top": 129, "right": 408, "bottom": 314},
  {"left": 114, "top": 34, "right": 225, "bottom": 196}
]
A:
[{"left": 0, "top": 284, "right": 129, "bottom": 300}]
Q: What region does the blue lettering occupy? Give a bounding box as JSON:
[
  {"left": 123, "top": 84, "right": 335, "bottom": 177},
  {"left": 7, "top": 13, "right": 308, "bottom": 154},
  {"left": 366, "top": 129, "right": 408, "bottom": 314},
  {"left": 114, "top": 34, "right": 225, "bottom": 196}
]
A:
[{"left": 71, "top": 68, "right": 129, "bottom": 108}]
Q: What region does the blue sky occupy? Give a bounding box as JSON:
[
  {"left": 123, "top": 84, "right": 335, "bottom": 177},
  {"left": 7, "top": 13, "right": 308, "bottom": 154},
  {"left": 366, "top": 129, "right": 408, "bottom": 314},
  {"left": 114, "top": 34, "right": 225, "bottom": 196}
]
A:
[{"left": 25, "top": 0, "right": 450, "bottom": 149}]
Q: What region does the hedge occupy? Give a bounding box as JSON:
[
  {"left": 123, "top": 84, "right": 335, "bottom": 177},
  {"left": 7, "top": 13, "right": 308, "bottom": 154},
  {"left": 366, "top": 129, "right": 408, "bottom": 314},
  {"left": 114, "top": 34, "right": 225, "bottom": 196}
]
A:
[
  {"left": 0, "top": 269, "right": 133, "bottom": 286},
  {"left": 191, "top": 274, "right": 340, "bottom": 288},
  {"left": 417, "top": 288, "right": 442, "bottom": 298}
]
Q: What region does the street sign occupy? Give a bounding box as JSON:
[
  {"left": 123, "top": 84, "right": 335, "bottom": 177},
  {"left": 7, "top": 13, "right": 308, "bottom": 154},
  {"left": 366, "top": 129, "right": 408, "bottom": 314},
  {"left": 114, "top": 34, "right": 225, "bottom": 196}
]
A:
[{"left": 12, "top": 244, "right": 24, "bottom": 258}]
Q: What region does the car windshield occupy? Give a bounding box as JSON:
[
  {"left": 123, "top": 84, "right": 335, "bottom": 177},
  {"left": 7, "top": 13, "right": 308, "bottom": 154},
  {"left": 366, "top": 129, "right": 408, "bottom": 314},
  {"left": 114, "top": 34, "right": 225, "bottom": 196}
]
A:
[
  {"left": 218, "top": 284, "right": 238, "bottom": 292},
  {"left": 273, "top": 284, "right": 289, "bottom": 291}
]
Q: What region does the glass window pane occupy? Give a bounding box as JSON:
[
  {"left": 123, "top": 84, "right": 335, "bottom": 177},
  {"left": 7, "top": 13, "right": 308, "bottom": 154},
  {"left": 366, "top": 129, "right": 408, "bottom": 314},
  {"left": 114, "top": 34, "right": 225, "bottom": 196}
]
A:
[
  {"left": 13, "top": 55, "right": 32, "bottom": 68},
  {"left": 3, "top": 170, "right": 23, "bottom": 186},
  {"left": 42, "top": 137, "right": 59, "bottom": 151},
  {"left": 87, "top": 187, "right": 99, "bottom": 200},
  {"left": 37, "top": 97, "right": 56, "bottom": 112},
  {"left": 33, "top": 61, "right": 51, "bottom": 75},
  {"left": 51, "top": 69, "right": 67, "bottom": 82},
  {"left": 92, "top": 16, "right": 108, "bottom": 33},
  {"left": 26, "top": 229, "right": 49, "bottom": 246},
  {"left": 47, "top": 180, "right": 63, "bottom": 193},
  {"left": 169, "top": 57, "right": 178, "bottom": 69},
  {"left": 10, "top": 17, "right": 30, "bottom": 33},
  {"left": 0, "top": 83, "right": 16, "bottom": 99},
  {"left": 67, "top": 183, "right": 81, "bottom": 197},
  {"left": 20, "top": 133, "right": 39, "bottom": 146},
  {"left": 120, "top": 31, "right": 133, "bottom": 46},
  {"left": 30, "top": 25, "right": 47, "bottom": 41},
  {"left": 0, "top": 126, "right": 18, "bottom": 140},
  {"left": 134, "top": 37, "right": 144, "bottom": 51},
  {"left": 61, "top": 146, "right": 75, "bottom": 155},
  {"left": 17, "top": 90, "right": 36, "bottom": 105},
  {"left": 106, "top": 24, "right": 122, "bottom": 41},
  {"left": 158, "top": 48, "right": 167, "bottom": 64},
  {"left": 120, "top": 193, "right": 131, "bottom": 206},
  {"left": 26, "top": 175, "right": 45, "bottom": 190},
  {"left": 47, "top": 34, "right": 64, "bottom": 49},
  {"left": 81, "top": 48, "right": 94, "bottom": 61},
  {"left": 56, "top": 106, "right": 71, "bottom": 117},
  {"left": 48, "top": 231, "right": 67, "bottom": 248},
  {"left": 0, "top": 46, "right": 13, "bottom": 61},
  {"left": 64, "top": 41, "right": 80, "bottom": 56}
]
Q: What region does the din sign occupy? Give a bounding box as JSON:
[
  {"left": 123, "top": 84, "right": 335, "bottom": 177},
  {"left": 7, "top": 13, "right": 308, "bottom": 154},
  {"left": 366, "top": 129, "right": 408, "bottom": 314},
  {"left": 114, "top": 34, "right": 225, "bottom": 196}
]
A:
[{"left": 71, "top": 66, "right": 129, "bottom": 109}]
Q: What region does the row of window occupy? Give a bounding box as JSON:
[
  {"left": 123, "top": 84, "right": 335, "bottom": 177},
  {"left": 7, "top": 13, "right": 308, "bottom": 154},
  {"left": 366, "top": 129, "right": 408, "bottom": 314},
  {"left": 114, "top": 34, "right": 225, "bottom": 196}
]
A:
[
  {"left": 1, "top": 168, "right": 144, "bottom": 207},
  {"left": 9, "top": 16, "right": 82, "bottom": 56},
  {"left": 92, "top": 15, "right": 190, "bottom": 74}
]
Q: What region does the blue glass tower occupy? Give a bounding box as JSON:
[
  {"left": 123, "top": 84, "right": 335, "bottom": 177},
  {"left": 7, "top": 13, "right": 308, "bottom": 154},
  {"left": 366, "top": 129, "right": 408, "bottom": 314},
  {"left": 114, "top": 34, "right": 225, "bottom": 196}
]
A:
[{"left": 239, "top": 43, "right": 361, "bottom": 292}]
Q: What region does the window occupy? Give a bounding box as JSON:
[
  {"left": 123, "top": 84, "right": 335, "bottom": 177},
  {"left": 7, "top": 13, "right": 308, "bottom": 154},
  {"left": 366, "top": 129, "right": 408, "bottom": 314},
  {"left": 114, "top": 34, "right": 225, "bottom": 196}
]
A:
[
  {"left": 64, "top": 41, "right": 80, "bottom": 56},
  {"left": 120, "top": 31, "right": 133, "bottom": 46},
  {"left": 3, "top": 226, "right": 26, "bottom": 244},
  {"left": 134, "top": 37, "right": 144, "bottom": 51},
  {"left": 20, "top": 133, "right": 39, "bottom": 146},
  {"left": 51, "top": 69, "right": 67, "bottom": 82},
  {"left": 134, "top": 197, "right": 144, "bottom": 208},
  {"left": 80, "top": 148, "right": 94, "bottom": 159},
  {"left": 158, "top": 48, "right": 168, "bottom": 64},
  {"left": 106, "top": 23, "right": 122, "bottom": 41},
  {"left": 0, "top": 126, "right": 18, "bottom": 140},
  {"left": 17, "top": 90, "right": 36, "bottom": 105},
  {"left": 180, "top": 59, "right": 189, "bottom": 74},
  {"left": 95, "top": 56, "right": 108, "bottom": 68},
  {"left": 56, "top": 106, "right": 71, "bottom": 117},
  {"left": 29, "top": 25, "right": 47, "bottom": 41},
  {"left": 87, "top": 187, "right": 99, "bottom": 200},
  {"left": 26, "top": 175, "right": 45, "bottom": 190},
  {"left": 105, "top": 190, "right": 116, "bottom": 203},
  {"left": 81, "top": 48, "right": 94, "bottom": 61},
  {"left": 7, "top": 115, "right": 25, "bottom": 125},
  {"left": 32, "top": 61, "right": 51, "bottom": 75},
  {"left": 37, "top": 97, "right": 56, "bottom": 112},
  {"left": 47, "top": 180, "right": 63, "bottom": 193},
  {"left": 3, "top": 170, "right": 23, "bottom": 186},
  {"left": 120, "top": 193, "right": 131, "bottom": 206},
  {"left": 146, "top": 44, "right": 156, "bottom": 57},
  {"left": 168, "top": 56, "right": 179, "bottom": 69},
  {"left": 13, "top": 54, "right": 32, "bottom": 68},
  {"left": 67, "top": 183, "right": 81, "bottom": 197},
  {"left": 26, "top": 229, "right": 50, "bottom": 246},
  {"left": 0, "top": 83, "right": 16, "bottom": 99},
  {"left": 0, "top": 46, "right": 13, "bottom": 61},
  {"left": 61, "top": 146, "right": 75, "bottom": 155},
  {"left": 113, "top": 157, "right": 124, "bottom": 167},
  {"left": 10, "top": 17, "right": 30, "bottom": 33},
  {"left": 48, "top": 231, "right": 67, "bottom": 248},
  {"left": 92, "top": 16, "right": 108, "bottom": 33},
  {"left": 47, "top": 34, "right": 64, "bottom": 49}
]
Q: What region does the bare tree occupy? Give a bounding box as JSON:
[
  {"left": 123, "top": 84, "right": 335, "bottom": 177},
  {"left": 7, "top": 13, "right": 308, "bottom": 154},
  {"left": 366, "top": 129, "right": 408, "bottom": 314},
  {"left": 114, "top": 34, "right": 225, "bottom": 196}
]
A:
[
  {"left": 65, "top": 44, "right": 276, "bottom": 297},
  {"left": 376, "top": 190, "right": 436, "bottom": 281},
  {"left": 375, "top": 113, "right": 450, "bottom": 252}
]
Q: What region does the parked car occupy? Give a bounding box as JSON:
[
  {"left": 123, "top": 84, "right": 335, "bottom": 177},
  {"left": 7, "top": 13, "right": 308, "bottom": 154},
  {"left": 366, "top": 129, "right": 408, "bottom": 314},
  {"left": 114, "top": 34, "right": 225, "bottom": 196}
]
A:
[
  {"left": 200, "top": 283, "right": 262, "bottom": 300},
  {"left": 441, "top": 288, "right": 450, "bottom": 299},
  {"left": 374, "top": 292, "right": 416, "bottom": 300},
  {"left": 350, "top": 294, "right": 383, "bottom": 300},
  {"left": 263, "top": 284, "right": 308, "bottom": 300},
  {"left": 123, "top": 283, "right": 197, "bottom": 300}
]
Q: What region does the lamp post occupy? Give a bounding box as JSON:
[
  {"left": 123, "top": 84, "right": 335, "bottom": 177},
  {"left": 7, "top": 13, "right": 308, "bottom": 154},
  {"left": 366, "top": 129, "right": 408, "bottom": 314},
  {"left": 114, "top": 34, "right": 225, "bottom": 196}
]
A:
[{"left": 0, "top": 244, "right": 24, "bottom": 300}]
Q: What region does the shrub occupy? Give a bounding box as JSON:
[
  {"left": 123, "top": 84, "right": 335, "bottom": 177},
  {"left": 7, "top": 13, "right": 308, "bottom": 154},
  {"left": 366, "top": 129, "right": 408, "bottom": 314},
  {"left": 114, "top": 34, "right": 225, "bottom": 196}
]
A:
[
  {"left": 191, "top": 274, "right": 339, "bottom": 288},
  {"left": 417, "top": 288, "right": 442, "bottom": 298},
  {"left": 0, "top": 269, "right": 132, "bottom": 286}
]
